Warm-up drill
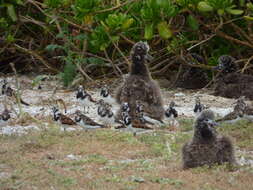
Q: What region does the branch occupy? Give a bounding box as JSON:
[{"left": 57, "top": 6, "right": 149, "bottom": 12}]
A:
[
  {"left": 27, "top": 0, "right": 91, "bottom": 32},
  {"left": 229, "top": 22, "right": 253, "bottom": 44},
  {"left": 13, "top": 44, "right": 59, "bottom": 72},
  {"left": 119, "top": 34, "right": 135, "bottom": 45},
  {"left": 19, "top": 15, "right": 47, "bottom": 29},
  {"left": 187, "top": 34, "right": 216, "bottom": 51},
  {"left": 10, "top": 63, "right": 23, "bottom": 116},
  {"left": 93, "top": 0, "right": 139, "bottom": 14},
  {"left": 216, "top": 30, "right": 253, "bottom": 48},
  {"left": 241, "top": 55, "right": 253, "bottom": 73},
  {"left": 150, "top": 56, "right": 175, "bottom": 71},
  {"left": 104, "top": 50, "right": 122, "bottom": 77},
  {"left": 75, "top": 63, "right": 94, "bottom": 81},
  {"left": 106, "top": 33, "right": 131, "bottom": 66},
  {"left": 83, "top": 52, "right": 110, "bottom": 62}
]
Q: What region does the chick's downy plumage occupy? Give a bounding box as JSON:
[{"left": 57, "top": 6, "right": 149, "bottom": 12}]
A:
[
  {"left": 115, "top": 41, "right": 164, "bottom": 121},
  {"left": 182, "top": 110, "right": 235, "bottom": 169},
  {"left": 213, "top": 55, "right": 253, "bottom": 100}
]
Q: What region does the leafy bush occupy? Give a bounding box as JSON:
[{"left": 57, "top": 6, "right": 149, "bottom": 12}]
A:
[{"left": 1, "top": 0, "right": 253, "bottom": 82}]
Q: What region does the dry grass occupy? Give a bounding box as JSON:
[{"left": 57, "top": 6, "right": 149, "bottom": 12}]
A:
[{"left": 0, "top": 119, "right": 253, "bottom": 190}]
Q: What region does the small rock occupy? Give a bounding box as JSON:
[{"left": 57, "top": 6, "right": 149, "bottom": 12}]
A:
[
  {"left": 174, "top": 92, "right": 185, "bottom": 97},
  {"left": 46, "top": 154, "right": 55, "bottom": 160},
  {"left": 0, "top": 172, "right": 11, "bottom": 179},
  {"left": 131, "top": 176, "right": 145, "bottom": 183},
  {"left": 61, "top": 127, "right": 78, "bottom": 132},
  {"left": 66, "top": 154, "right": 80, "bottom": 160}
]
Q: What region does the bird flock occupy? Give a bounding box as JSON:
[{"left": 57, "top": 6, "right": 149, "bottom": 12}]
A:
[{"left": 1, "top": 41, "right": 253, "bottom": 169}]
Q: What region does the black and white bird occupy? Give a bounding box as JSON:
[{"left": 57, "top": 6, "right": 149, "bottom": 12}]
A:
[
  {"left": 76, "top": 85, "right": 96, "bottom": 113},
  {"left": 165, "top": 101, "right": 179, "bottom": 128},
  {"left": 233, "top": 96, "right": 253, "bottom": 122},
  {"left": 0, "top": 107, "right": 11, "bottom": 127},
  {"left": 117, "top": 111, "right": 132, "bottom": 130},
  {"left": 165, "top": 101, "right": 178, "bottom": 119},
  {"left": 116, "top": 111, "right": 153, "bottom": 132},
  {"left": 100, "top": 85, "right": 115, "bottom": 104},
  {"left": 97, "top": 104, "right": 114, "bottom": 127},
  {"left": 216, "top": 97, "right": 245, "bottom": 123},
  {"left": 1, "top": 79, "right": 12, "bottom": 96},
  {"left": 244, "top": 103, "right": 253, "bottom": 122},
  {"left": 135, "top": 100, "right": 160, "bottom": 126},
  {"left": 193, "top": 97, "right": 206, "bottom": 117},
  {"left": 182, "top": 110, "right": 235, "bottom": 169},
  {"left": 1, "top": 79, "right": 30, "bottom": 106},
  {"left": 114, "top": 102, "right": 130, "bottom": 125},
  {"left": 75, "top": 110, "right": 105, "bottom": 129},
  {"left": 52, "top": 106, "right": 76, "bottom": 131},
  {"left": 121, "top": 102, "right": 130, "bottom": 113}
]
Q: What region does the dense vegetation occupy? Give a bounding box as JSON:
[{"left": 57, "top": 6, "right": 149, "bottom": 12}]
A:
[{"left": 0, "top": 0, "right": 253, "bottom": 86}]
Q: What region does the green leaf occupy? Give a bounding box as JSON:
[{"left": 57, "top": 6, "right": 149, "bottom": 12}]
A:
[
  {"left": 244, "top": 16, "right": 253, "bottom": 21},
  {"left": 6, "top": 34, "right": 15, "bottom": 43},
  {"left": 87, "top": 57, "right": 105, "bottom": 65},
  {"left": 56, "top": 32, "right": 65, "bottom": 39},
  {"left": 197, "top": 2, "right": 213, "bottom": 12},
  {"left": 6, "top": 4, "right": 17, "bottom": 22},
  {"left": 73, "top": 34, "right": 87, "bottom": 41},
  {"left": 45, "top": 44, "right": 64, "bottom": 51},
  {"left": 157, "top": 21, "right": 172, "bottom": 39},
  {"left": 217, "top": 9, "right": 225, "bottom": 16},
  {"left": 144, "top": 23, "right": 154, "bottom": 40},
  {"left": 226, "top": 9, "right": 244, "bottom": 15},
  {"left": 16, "top": 0, "right": 24, "bottom": 5},
  {"left": 111, "top": 36, "right": 120, "bottom": 42},
  {"left": 32, "top": 75, "right": 49, "bottom": 87},
  {"left": 187, "top": 15, "right": 199, "bottom": 31},
  {"left": 122, "top": 18, "right": 134, "bottom": 29},
  {"left": 62, "top": 62, "right": 76, "bottom": 87},
  {"left": 0, "top": 18, "right": 8, "bottom": 28},
  {"left": 247, "top": 3, "right": 253, "bottom": 11}
]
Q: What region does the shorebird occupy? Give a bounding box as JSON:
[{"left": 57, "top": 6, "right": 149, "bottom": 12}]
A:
[
  {"left": 0, "top": 106, "right": 11, "bottom": 127},
  {"left": 165, "top": 101, "right": 179, "bottom": 129},
  {"left": 135, "top": 100, "right": 162, "bottom": 126},
  {"left": 75, "top": 110, "right": 105, "bottom": 129},
  {"left": 1, "top": 79, "right": 30, "bottom": 106},
  {"left": 97, "top": 104, "right": 114, "bottom": 127},
  {"left": 193, "top": 97, "right": 205, "bottom": 117},
  {"left": 52, "top": 106, "right": 76, "bottom": 131},
  {"left": 76, "top": 85, "right": 96, "bottom": 113},
  {"left": 216, "top": 97, "right": 245, "bottom": 123},
  {"left": 100, "top": 85, "right": 115, "bottom": 104}
]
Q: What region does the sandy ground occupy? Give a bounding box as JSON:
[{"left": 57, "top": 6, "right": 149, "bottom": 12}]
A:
[{"left": 0, "top": 75, "right": 246, "bottom": 135}]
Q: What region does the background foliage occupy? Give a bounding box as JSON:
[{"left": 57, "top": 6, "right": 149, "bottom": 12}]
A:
[{"left": 0, "top": 0, "right": 253, "bottom": 85}]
